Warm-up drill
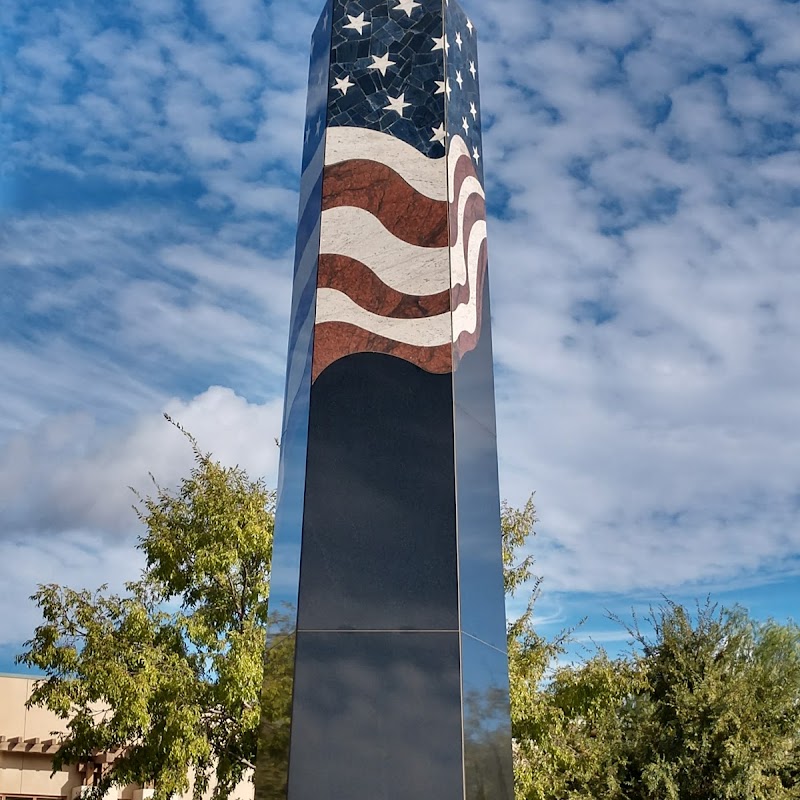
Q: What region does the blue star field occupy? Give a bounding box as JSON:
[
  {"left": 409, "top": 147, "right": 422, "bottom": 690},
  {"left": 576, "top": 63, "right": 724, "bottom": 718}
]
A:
[{"left": 327, "top": 0, "right": 446, "bottom": 157}]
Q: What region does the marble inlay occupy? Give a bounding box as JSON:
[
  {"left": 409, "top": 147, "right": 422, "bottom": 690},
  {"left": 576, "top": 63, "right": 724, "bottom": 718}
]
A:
[
  {"left": 325, "top": 126, "right": 447, "bottom": 200},
  {"left": 323, "top": 160, "right": 448, "bottom": 246},
  {"left": 445, "top": 2, "right": 488, "bottom": 363},
  {"left": 313, "top": 322, "right": 453, "bottom": 379},
  {"left": 309, "top": 0, "right": 490, "bottom": 381},
  {"left": 312, "top": 123, "right": 451, "bottom": 380}
]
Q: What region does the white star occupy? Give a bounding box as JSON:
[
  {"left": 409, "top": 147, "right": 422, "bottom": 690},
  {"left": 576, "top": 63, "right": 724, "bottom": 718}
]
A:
[
  {"left": 455, "top": 70, "right": 464, "bottom": 89},
  {"left": 332, "top": 75, "right": 355, "bottom": 95},
  {"left": 343, "top": 12, "right": 370, "bottom": 34},
  {"left": 470, "top": 101, "right": 478, "bottom": 119},
  {"left": 469, "top": 60, "right": 477, "bottom": 79},
  {"left": 445, "top": 78, "right": 452, "bottom": 99},
  {"left": 322, "top": 11, "right": 329, "bottom": 29},
  {"left": 431, "top": 35, "right": 445, "bottom": 51},
  {"left": 369, "top": 52, "right": 396, "bottom": 76},
  {"left": 455, "top": 31, "right": 463, "bottom": 50},
  {"left": 467, "top": 18, "right": 474, "bottom": 34},
  {"left": 384, "top": 93, "right": 412, "bottom": 116},
  {"left": 434, "top": 80, "right": 446, "bottom": 96},
  {"left": 392, "top": 0, "right": 420, "bottom": 16},
  {"left": 304, "top": 126, "right": 310, "bottom": 144},
  {"left": 430, "top": 123, "right": 446, "bottom": 144},
  {"left": 473, "top": 147, "right": 480, "bottom": 163},
  {"left": 316, "top": 116, "right": 322, "bottom": 135},
  {"left": 461, "top": 116, "right": 469, "bottom": 135}
]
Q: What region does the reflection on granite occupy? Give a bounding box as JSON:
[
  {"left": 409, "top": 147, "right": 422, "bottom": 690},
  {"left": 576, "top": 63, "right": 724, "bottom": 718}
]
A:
[
  {"left": 461, "top": 636, "right": 515, "bottom": 800},
  {"left": 289, "top": 631, "right": 463, "bottom": 800}
]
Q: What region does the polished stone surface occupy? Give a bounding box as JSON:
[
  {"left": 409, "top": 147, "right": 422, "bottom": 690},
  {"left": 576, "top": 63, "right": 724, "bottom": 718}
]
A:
[
  {"left": 297, "top": 352, "right": 459, "bottom": 632},
  {"left": 445, "top": 0, "right": 484, "bottom": 185},
  {"left": 461, "top": 635, "right": 515, "bottom": 800},
  {"left": 288, "top": 631, "right": 463, "bottom": 800},
  {"left": 260, "top": 10, "right": 332, "bottom": 797},
  {"left": 454, "top": 405, "right": 507, "bottom": 651},
  {"left": 269, "top": 0, "right": 331, "bottom": 634}
]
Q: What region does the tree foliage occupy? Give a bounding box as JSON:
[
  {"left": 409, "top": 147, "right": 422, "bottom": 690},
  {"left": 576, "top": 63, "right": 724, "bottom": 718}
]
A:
[
  {"left": 18, "top": 418, "right": 277, "bottom": 800},
  {"left": 512, "top": 599, "right": 800, "bottom": 800}
]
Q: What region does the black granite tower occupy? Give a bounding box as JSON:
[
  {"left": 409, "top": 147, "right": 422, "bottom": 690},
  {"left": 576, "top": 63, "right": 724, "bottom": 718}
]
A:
[{"left": 259, "top": 2, "right": 513, "bottom": 798}]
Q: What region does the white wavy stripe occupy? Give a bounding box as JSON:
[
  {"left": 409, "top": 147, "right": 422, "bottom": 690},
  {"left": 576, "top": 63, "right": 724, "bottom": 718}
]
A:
[
  {"left": 447, "top": 134, "right": 487, "bottom": 342},
  {"left": 449, "top": 174, "right": 486, "bottom": 287},
  {"left": 297, "top": 134, "right": 326, "bottom": 225},
  {"left": 447, "top": 135, "right": 480, "bottom": 204},
  {"left": 320, "top": 206, "right": 450, "bottom": 295},
  {"left": 315, "top": 288, "right": 452, "bottom": 347},
  {"left": 452, "top": 220, "right": 488, "bottom": 341},
  {"left": 325, "top": 127, "right": 447, "bottom": 201}
]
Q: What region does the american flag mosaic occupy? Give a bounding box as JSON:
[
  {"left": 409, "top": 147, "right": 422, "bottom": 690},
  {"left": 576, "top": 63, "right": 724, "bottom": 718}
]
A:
[{"left": 300, "top": 0, "right": 489, "bottom": 381}]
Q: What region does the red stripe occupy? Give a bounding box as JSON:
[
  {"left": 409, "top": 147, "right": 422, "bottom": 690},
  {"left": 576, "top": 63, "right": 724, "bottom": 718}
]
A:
[
  {"left": 313, "top": 322, "right": 453, "bottom": 381},
  {"left": 449, "top": 153, "right": 486, "bottom": 249},
  {"left": 323, "top": 160, "right": 449, "bottom": 248},
  {"left": 312, "top": 148, "right": 488, "bottom": 379},
  {"left": 318, "top": 254, "right": 451, "bottom": 319},
  {"left": 451, "top": 191, "right": 486, "bottom": 310}
]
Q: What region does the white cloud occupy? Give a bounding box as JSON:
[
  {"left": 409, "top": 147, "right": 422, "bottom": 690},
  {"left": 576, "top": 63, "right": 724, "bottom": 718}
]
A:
[
  {"left": 0, "top": 531, "right": 146, "bottom": 648},
  {"left": 0, "top": 387, "right": 282, "bottom": 649},
  {"left": 0, "top": 387, "right": 283, "bottom": 537},
  {"left": 471, "top": 0, "right": 800, "bottom": 596}
]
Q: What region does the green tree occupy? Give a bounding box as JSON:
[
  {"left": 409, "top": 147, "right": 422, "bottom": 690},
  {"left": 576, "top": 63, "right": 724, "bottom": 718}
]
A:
[
  {"left": 502, "top": 496, "right": 583, "bottom": 800},
  {"left": 511, "top": 599, "right": 800, "bottom": 800},
  {"left": 622, "top": 600, "right": 800, "bottom": 800},
  {"left": 18, "top": 418, "right": 280, "bottom": 800}
]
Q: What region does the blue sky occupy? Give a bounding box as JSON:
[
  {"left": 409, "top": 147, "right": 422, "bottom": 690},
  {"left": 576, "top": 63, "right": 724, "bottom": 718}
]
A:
[{"left": 2, "top": 0, "right": 800, "bottom": 673}]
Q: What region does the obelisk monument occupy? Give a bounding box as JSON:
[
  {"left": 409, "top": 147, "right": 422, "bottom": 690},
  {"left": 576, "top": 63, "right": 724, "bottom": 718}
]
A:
[{"left": 260, "top": 2, "right": 514, "bottom": 798}]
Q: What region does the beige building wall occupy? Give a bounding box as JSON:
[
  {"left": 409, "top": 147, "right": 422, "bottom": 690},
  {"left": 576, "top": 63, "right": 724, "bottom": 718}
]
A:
[
  {"left": 0, "top": 674, "right": 79, "bottom": 800},
  {"left": 0, "top": 676, "right": 252, "bottom": 800}
]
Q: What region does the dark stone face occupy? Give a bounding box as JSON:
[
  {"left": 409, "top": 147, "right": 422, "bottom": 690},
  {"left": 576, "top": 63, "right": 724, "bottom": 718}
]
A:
[{"left": 297, "top": 352, "right": 459, "bottom": 632}]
